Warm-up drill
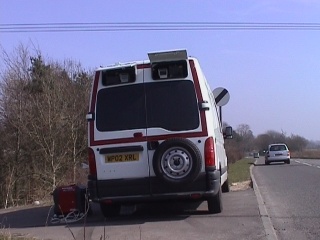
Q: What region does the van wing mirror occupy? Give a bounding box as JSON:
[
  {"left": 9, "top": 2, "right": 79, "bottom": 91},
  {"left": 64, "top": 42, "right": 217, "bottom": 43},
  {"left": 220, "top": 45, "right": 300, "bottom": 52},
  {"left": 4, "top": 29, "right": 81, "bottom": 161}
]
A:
[{"left": 223, "top": 126, "right": 233, "bottom": 139}]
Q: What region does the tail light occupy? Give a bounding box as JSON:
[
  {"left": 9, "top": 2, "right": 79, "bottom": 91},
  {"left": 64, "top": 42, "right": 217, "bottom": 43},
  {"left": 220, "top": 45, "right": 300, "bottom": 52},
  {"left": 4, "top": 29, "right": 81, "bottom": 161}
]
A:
[
  {"left": 287, "top": 151, "right": 290, "bottom": 157},
  {"left": 88, "top": 148, "right": 97, "bottom": 178},
  {"left": 205, "top": 137, "right": 216, "bottom": 167}
]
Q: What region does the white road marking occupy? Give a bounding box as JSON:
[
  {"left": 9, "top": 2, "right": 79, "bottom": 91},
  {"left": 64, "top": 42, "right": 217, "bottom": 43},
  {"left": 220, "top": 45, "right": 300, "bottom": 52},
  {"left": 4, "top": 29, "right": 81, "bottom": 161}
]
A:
[
  {"left": 294, "top": 160, "right": 320, "bottom": 169},
  {"left": 303, "top": 162, "right": 312, "bottom": 167}
]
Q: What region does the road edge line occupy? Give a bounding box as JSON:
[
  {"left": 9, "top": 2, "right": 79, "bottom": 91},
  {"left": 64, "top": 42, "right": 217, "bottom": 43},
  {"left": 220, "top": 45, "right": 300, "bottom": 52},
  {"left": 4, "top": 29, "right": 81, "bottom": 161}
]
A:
[{"left": 250, "top": 162, "right": 278, "bottom": 240}]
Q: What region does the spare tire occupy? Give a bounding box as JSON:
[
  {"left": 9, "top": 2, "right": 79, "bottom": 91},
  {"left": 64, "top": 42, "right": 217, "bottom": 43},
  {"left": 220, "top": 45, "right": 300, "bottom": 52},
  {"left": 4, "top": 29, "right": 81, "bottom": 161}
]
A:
[{"left": 153, "top": 138, "right": 202, "bottom": 185}]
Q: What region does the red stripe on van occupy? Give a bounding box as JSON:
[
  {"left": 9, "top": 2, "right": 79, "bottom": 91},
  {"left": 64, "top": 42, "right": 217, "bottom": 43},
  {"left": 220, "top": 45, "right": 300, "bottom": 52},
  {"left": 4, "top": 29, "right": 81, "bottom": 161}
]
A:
[
  {"left": 89, "top": 71, "right": 100, "bottom": 146},
  {"left": 189, "top": 60, "right": 208, "bottom": 136},
  {"left": 90, "top": 131, "right": 208, "bottom": 146},
  {"left": 137, "top": 63, "right": 150, "bottom": 69},
  {"left": 89, "top": 60, "right": 208, "bottom": 146}
]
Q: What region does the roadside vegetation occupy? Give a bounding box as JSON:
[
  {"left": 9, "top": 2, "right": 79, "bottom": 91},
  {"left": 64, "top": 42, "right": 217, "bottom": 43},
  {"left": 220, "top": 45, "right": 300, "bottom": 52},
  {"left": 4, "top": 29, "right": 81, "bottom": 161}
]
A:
[
  {"left": 228, "top": 158, "right": 254, "bottom": 184},
  {"left": 0, "top": 233, "right": 35, "bottom": 240},
  {"left": 0, "top": 44, "right": 319, "bottom": 210},
  {"left": 291, "top": 150, "right": 320, "bottom": 159}
]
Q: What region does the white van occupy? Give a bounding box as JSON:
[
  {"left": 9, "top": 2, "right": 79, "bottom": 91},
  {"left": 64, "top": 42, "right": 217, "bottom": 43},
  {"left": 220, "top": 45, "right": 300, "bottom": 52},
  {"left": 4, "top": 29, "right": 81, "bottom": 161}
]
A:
[{"left": 86, "top": 50, "right": 232, "bottom": 217}]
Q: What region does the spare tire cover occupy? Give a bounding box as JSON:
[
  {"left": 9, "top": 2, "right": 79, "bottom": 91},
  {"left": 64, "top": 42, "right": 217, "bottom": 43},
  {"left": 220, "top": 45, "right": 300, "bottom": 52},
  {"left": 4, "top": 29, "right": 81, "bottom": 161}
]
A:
[{"left": 152, "top": 138, "right": 202, "bottom": 185}]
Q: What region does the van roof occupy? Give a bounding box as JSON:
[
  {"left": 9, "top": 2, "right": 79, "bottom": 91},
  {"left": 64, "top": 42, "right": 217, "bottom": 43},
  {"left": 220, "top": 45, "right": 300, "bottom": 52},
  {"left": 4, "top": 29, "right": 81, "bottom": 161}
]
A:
[
  {"left": 96, "top": 61, "right": 146, "bottom": 71},
  {"left": 96, "top": 49, "right": 196, "bottom": 71}
]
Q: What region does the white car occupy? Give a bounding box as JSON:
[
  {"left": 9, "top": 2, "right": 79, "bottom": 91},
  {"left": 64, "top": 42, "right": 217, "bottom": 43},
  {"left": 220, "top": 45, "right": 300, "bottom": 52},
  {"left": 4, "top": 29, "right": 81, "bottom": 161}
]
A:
[{"left": 265, "top": 143, "right": 290, "bottom": 165}]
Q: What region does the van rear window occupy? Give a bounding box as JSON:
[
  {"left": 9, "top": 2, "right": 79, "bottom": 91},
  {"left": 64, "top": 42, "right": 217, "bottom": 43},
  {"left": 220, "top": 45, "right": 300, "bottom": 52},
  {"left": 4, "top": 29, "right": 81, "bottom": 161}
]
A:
[
  {"left": 101, "top": 66, "right": 136, "bottom": 86},
  {"left": 270, "top": 145, "right": 287, "bottom": 151},
  {"left": 96, "top": 80, "right": 199, "bottom": 132},
  {"left": 151, "top": 60, "right": 188, "bottom": 80}
]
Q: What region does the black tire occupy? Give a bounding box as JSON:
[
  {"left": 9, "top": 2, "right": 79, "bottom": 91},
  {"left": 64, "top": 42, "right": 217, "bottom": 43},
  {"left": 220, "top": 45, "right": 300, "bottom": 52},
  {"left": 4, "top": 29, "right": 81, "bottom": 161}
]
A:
[
  {"left": 207, "top": 185, "right": 223, "bottom": 214},
  {"left": 100, "top": 203, "right": 121, "bottom": 218},
  {"left": 153, "top": 138, "right": 202, "bottom": 185},
  {"left": 87, "top": 206, "right": 93, "bottom": 216},
  {"left": 286, "top": 159, "right": 291, "bottom": 164},
  {"left": 265, "top": 160, "right": 270, "bottom": 165},
  {"left": 221, "top": 178, "right": 230, "bottom": 193}
]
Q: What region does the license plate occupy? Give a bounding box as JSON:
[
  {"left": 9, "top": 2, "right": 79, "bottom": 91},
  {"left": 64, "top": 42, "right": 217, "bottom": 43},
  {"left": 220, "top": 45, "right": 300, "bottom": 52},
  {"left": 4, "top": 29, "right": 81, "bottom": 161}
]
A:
[
  {"left": 105, "top": 153, "right": 139, "bottom": 163},
  {"left": 275, "top": 153, "right": 283, "bottom": 156}
]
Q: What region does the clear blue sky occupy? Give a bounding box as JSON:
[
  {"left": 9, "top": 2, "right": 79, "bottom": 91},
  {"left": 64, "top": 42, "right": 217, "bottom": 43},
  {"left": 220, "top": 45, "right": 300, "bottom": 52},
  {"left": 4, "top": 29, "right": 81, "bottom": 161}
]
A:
[{"left": 1, "top": 1, "right": 320, "bottom": 141}]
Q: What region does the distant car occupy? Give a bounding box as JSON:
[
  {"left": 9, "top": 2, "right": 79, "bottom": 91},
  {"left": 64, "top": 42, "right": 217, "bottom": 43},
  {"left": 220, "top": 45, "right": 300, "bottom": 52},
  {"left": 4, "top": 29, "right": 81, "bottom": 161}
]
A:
[{"left": 265, "top": 143, "right": 290, "bottom": 165}]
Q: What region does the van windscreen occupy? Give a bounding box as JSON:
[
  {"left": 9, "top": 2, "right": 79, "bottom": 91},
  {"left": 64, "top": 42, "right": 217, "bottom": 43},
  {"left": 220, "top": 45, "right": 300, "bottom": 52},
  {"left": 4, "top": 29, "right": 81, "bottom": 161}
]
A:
[{"left": 96, "top": 80, "right": 199, "bottom": 132}]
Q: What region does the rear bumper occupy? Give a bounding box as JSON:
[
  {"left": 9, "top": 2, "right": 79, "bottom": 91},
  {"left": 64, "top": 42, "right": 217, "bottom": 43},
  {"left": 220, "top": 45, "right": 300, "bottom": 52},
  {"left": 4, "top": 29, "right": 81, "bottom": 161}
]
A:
[
  {"left": 266, "top": 157, "right": 290, "bottom": 162},
  {"left": 88, "top": 170, "right": 220, "bottom": 204}
]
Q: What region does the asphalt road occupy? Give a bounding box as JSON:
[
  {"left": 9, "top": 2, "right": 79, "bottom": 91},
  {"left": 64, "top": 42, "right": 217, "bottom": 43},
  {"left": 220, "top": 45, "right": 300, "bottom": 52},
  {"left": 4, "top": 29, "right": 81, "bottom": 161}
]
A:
[
  {"left": 6, "top": 157, "right": 319, "bottom": 240},
  {"left": 0, "top": 187, "right": 267, "bottom": 240},
  {"left": 252, "top": 157, "right": 320, "bottom": 240}
]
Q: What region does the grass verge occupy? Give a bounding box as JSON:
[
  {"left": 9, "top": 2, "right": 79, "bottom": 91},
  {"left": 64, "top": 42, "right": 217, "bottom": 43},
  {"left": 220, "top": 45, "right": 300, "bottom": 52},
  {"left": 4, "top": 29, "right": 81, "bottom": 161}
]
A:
[
  {"left": 228, "top": 158, "right": 254, "bottom": 184},
  {"left": 0, "top": 233, "right": 35, "bottom": 240}
]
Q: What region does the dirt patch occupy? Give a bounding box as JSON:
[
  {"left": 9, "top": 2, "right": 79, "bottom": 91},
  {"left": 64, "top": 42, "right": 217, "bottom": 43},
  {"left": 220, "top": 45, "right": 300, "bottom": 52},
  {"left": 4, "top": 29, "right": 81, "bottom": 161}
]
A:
[{"left": 230, "top": 180, "right": 252, "bottom": 191}]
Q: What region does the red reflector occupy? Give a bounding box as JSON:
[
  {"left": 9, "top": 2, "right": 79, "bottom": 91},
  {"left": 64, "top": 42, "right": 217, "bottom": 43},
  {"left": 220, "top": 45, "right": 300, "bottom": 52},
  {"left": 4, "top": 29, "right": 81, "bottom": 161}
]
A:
[
  {"left": 190, "top": 193, "right": 202, "bottom": 199},
  {"left": 205, "top": 137, "right": 215, "bottom": 167}
]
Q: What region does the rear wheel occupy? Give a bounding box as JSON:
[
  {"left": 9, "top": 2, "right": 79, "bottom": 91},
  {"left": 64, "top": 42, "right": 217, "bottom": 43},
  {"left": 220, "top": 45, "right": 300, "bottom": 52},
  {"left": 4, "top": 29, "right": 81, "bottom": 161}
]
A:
[
  {"left": 100, "top": 203, "right": 121, "bottom": 218},
  {"left": 207, "top": 185, "right": 223, "bottom": 214},
  {"left": 285, "top": 159, "right": 291, "bottom": 164},
  {"left": 265, "top": 160, "right": 270, "bottom": 165},
  {"left": 221, "top": 178, "right": 230, "bottom": 193}
]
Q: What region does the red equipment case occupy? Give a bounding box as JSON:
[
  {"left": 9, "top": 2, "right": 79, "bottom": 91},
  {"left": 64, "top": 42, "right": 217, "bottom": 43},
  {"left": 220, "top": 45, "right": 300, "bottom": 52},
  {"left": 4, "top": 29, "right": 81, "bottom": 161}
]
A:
[{"left": 53, "top": 184, "right": 87, "bottom": 216}]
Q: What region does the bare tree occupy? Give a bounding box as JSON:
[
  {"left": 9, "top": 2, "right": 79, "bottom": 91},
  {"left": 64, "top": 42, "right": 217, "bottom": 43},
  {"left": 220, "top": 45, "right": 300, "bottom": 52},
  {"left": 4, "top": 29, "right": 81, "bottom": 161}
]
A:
[
  {"left": 57, "top": 60, "right": 92, "bottom": 184},
  {"left": 0, "top": 45, "right": 91, "bottom": 207},
  {"left": 255, "top": 134, "right": 272, "bottom": 152},
  {"left": 24, "top": 56, "right": 90, "bottom": 191},
  {"left": 236, "top": 124, "right": 254, "bottom": 153},
  {"left": 265, "top": 130, "right": 286, "bottom": 143},
  {"left": 286, "top": 134, "right": 308, "bottom": 152},
  {"left": 0, "top": 44, "right": 34, "bottom": 207}
]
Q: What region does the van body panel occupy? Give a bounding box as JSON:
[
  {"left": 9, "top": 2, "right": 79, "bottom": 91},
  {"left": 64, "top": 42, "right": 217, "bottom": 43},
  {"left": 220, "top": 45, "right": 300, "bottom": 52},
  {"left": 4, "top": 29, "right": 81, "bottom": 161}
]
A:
[
  {"left": 88, "top": 171, "right": 220, "bottom": 202},
  {"left": 87, "top": 50, "right": 230, "bottom": 214}
]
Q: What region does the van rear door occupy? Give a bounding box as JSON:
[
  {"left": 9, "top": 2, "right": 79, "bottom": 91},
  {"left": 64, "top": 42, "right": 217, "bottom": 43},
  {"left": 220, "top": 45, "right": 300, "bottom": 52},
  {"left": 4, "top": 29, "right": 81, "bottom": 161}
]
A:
[
  {"left": 144, "top": 51, "right": 207, "bottom": 193},
  {"left": 90, "top": 65, "right": 151, "bottom": 188}
]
